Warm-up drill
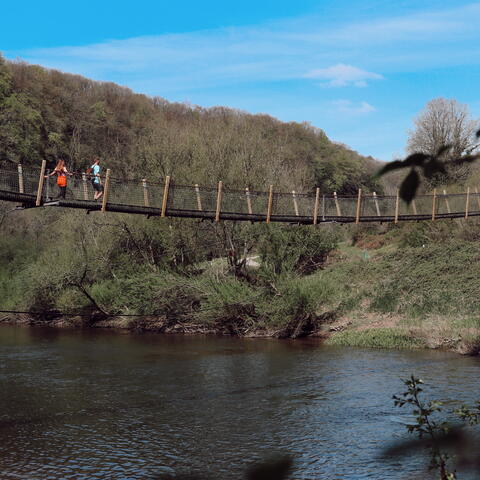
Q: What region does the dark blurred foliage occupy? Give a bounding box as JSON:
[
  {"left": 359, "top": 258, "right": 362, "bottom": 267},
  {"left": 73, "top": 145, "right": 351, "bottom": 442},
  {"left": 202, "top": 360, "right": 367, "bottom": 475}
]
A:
[
  {"left": 376, "top": 131, "right": 480, "bottom": 204},
  {"left": 153, "top": 456, "right": 293, "bottom": 480}
]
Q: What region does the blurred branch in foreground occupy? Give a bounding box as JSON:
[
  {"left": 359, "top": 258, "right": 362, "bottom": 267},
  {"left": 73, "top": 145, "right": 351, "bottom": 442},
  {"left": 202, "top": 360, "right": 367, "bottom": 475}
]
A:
[
  {"left": 155, "top": 456, "right": 293, "bottom": 480},
  {"left": 376, "top": 97, "right": 480, "bottom": 204},
  {"left": 383, "top": 375, "right": 480, "bottom": 480},
  {"left": 376, "top": 135, "right": 480, "bottom": 204}
]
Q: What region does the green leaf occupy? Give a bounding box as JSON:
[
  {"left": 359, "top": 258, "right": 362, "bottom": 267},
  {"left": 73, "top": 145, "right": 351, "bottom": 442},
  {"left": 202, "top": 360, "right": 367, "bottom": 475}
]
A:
[
  {"left": 455, "top": 153, "right": 480, "bottom": 164},
  {"left": 375, "top": 153, "right": 430, "bottom": 179},
  {"left": 436, "top": 144, "right": 452, "bottom": 157},
  {"left": 403, "top": 153, "right": 430, "bottom": 167}
]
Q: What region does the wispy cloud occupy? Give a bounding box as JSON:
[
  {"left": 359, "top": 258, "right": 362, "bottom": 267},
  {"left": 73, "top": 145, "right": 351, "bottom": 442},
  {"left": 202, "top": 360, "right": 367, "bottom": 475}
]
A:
[
  {"left": 7, "top": 3, "right": 480, "bottom": 94},
  {"left": 305, "top": 64, "right": 383, "bottom": 87},
  {"left": 331, "top": 99, "right": 376, "bottom": 115}
]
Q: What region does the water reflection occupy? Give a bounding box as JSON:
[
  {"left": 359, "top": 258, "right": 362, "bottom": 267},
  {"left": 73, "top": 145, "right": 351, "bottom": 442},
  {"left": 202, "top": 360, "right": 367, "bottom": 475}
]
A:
[{"left": 0, "top": 326, "right": 479, "bottom": 479}]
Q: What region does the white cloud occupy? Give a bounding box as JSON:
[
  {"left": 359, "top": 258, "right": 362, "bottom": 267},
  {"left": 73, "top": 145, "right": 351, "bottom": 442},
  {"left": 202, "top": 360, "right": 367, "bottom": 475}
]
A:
[
  {"left": 6, "top": 3, "right": 480, "bottom": 94},
  {"left": 288, "top": 3, "right": 480, "bottom": 45},
  {"left": 331, "top": 100, "right": 376, "bottom": 115},
  {"left": 305, "top": 64, "right": 383, "bottom": 87}
]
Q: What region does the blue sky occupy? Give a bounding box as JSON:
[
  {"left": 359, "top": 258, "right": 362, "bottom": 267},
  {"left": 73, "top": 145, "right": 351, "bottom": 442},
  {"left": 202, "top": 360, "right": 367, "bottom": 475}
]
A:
[{"left": 3, "top": 0, "right": 480, "bottom": 160}]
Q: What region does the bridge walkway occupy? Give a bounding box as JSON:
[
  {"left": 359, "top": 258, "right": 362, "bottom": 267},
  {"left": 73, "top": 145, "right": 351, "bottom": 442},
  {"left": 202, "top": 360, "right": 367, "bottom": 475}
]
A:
[{"left": 1, "top": 163, "right": 479, "bottom": 224}]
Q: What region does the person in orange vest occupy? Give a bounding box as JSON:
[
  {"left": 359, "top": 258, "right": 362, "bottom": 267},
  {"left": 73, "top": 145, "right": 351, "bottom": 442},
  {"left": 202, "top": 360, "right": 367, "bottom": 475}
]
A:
[{"left": 45, "top": 159, "right": 72, "bottom": 199}]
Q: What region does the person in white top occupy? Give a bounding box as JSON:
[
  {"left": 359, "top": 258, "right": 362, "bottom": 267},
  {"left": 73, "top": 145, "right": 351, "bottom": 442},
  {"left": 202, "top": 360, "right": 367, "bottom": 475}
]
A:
[{"left": 88, "top": 158, "right": 104, "bottom": 200}]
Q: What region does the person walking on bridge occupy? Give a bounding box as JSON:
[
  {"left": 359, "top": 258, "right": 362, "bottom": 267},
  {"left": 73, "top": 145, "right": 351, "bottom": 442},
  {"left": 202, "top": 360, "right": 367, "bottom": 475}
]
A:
[
  {"left": 88, "top": 158, "right": 104, "bottom": 201},
  {"left": 45, "top": 159, "right": 71, "bottom": 199}
]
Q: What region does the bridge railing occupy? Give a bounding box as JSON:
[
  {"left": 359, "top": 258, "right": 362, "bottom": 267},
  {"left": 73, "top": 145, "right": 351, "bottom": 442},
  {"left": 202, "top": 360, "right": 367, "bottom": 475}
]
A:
[{"left": 2, "top": 162, "right": 480, "bottom": 222}]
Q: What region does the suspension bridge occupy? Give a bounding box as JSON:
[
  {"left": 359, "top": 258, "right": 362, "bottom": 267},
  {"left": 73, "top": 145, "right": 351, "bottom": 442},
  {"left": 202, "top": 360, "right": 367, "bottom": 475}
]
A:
[{"left": 1, "top": 161, "right": 480, "bottom": 224}]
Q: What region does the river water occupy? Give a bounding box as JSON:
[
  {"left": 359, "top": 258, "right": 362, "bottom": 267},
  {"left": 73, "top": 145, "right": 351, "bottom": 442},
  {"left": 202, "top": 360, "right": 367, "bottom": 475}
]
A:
[{"left": 1, "top": 325, "right": 479, "bottom": 480}]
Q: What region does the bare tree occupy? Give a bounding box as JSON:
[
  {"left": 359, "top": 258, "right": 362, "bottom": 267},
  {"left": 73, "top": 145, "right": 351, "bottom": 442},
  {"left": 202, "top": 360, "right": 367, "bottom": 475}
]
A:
[{"left": 407, "top": 98, "right": 480, "bottom": 184}]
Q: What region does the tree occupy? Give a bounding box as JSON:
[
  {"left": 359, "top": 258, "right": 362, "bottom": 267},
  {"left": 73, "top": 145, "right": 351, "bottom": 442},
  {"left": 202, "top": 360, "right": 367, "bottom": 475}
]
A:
[
  {"left": 0, "top": 56, "right": 43, "bottom": 164},
  {"left": 407, "top": 98, "right": 479, "bottom": 185}
]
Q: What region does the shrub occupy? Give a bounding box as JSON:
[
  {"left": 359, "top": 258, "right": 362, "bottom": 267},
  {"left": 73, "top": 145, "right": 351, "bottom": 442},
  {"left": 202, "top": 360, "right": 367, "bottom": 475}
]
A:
[{"left": 258, "top": 224, "right": 340, "bottom": 277}]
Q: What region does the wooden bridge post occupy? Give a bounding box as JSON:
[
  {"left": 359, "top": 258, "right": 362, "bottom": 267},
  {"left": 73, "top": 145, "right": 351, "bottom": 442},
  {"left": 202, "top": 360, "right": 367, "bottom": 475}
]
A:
[
  {"left": 266, "top": 185, "right": 273, "bottom": 224},
  {"left": 465, "top": 187, "right": 470, "bottom": 219},
  {"left": 35, "top": 160, "right": 47, "bottom": 206},
  {"left": 215, "top": 181, "right": 223, "bottom": 222},
  {"left": 161, "top": 176, "right": 171, "bottom": 218},
  {"left": 355, "top": 188, "right": 362, "bottom": 224},
  {"left": 313, "top": 187, "right": 320, "bottom": 225},
  {"left": 443, "top": 189, "right": 451, "bottom": 214},
  {"left": 431, "top": 189, "right": 437, "bottom": 221},
  {"left": 411, "top": 199, "right": 418, "bottom": 215},
  {"left": 373, "top": 192, "right": 381, "bottom": 216},
  {"left": 101, "top": 169, "right": 111, "bottom": 213},
  {"left": 292, "top": 191, "right": 299, "bottom": 216},
  {"left": 195, "top": 184, "right": 203, "bottom": 211},
  {"left": 81, "top": 173, "right": 88, "bottom": 200},
  {"left": 333, "top": 191, "right": 341, "bottom": 216},
  {"left": 394, "top": 189, "right": 400, "bottom": 224},
  {"left": 45, "top": 169, "right": 51, "bottom": 201},
  {"left": 17, "top": 164, "right": 24, "bottom": 194},
  {"left": 142, "top": 179, "right": 150, "bottom": 207},
  {"left": 245, "top": 187, "right": 253, "bottom": 215}
]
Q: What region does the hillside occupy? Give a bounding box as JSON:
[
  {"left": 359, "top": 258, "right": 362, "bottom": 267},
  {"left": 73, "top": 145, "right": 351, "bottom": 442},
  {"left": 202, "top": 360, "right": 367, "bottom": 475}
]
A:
[{"left": 0, "top": 55, "right": 380, "bottom": 194}]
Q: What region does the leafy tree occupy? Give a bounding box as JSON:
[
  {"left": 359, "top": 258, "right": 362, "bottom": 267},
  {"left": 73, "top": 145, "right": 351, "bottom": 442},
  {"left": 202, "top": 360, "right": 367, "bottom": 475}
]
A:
[
  {"left": 0, "top": 56, "right": 42, "bottom": 164},
  {"left": 407, "top": 98, "right": 479, "bottom": 185}
]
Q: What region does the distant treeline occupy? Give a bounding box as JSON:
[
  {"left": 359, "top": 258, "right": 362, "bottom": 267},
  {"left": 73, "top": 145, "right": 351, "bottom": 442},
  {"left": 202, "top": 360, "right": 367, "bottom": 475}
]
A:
[{"left": 0, "top": 54, "right": 380, "bottom": 195}]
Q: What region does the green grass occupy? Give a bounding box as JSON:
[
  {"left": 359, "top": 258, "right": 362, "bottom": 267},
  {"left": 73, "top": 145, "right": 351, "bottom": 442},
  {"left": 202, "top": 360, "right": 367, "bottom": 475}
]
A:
[
  {"left": 449, "top": 317, "right": 480, "bottom": 329},
  {"left": 326, "top": 328, "right": 425, "bottom": 349},
  {"left": 336, "top": 241, "right": 365, "bottom": 259},
  {"left": 304, "top": 240, "right": 480, "bottom": 319}
]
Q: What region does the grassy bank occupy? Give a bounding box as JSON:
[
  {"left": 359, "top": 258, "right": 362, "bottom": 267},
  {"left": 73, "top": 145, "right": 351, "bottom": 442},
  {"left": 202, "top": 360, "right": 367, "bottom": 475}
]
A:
[
  {"left": 2, "top": 205, "right": 480, "bottom": 354},
  {"left": 312, "top": 235, "right": 480, "bottom": 354}
]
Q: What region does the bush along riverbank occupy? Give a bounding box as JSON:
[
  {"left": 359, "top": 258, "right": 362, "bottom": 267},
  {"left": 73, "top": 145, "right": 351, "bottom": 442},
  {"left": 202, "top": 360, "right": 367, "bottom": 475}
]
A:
[
  {"left": 0, "top": 212, "right": 340, "bottom": 339},
  {"left": 2, "top": 207, "right": 480, "bottom": 355}
]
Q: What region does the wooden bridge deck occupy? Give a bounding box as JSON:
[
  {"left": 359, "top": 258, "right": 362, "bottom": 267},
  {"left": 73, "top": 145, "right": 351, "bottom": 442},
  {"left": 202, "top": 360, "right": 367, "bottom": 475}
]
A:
[{"left": 1, "top": 163, "right": 479, "bottom": 224}]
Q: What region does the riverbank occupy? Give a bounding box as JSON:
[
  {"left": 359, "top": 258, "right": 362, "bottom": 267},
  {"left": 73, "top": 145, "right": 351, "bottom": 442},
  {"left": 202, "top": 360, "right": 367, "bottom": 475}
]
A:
[
  {"left": 2, "top": 309, "right": 479, "bottom": 355},
  {"left": 0, "top": 309, "right": 327, "bottom": 339},
  {"left": 3, "top": 235, "right": 480, "bottom": 355},
  {"left": 319, "top": 236, "right": 480, "bottom": 355},
  {"left": 3, "top": 214, "right": 480, "bottom": 355}
]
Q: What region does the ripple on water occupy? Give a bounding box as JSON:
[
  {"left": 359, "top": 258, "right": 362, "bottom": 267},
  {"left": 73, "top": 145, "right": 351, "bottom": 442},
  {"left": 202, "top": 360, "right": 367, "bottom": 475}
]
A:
[{"left": 0, "top": 327, "right": 479, "bottom": 479}]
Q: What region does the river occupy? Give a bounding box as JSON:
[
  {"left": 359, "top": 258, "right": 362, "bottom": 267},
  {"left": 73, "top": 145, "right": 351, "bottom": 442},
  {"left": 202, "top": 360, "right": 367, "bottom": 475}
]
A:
[{"left": 1, "top": 325, "right": 479, "bottom": 479}]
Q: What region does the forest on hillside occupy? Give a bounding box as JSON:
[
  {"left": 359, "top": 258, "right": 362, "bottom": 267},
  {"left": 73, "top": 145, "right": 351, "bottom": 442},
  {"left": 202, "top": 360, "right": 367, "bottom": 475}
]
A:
[
  {"left": 0, "top": 55, "right": 380, "bottom": 194},
  {"left": 0, "top": 55, "right": 388, "bottom": 334}
]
